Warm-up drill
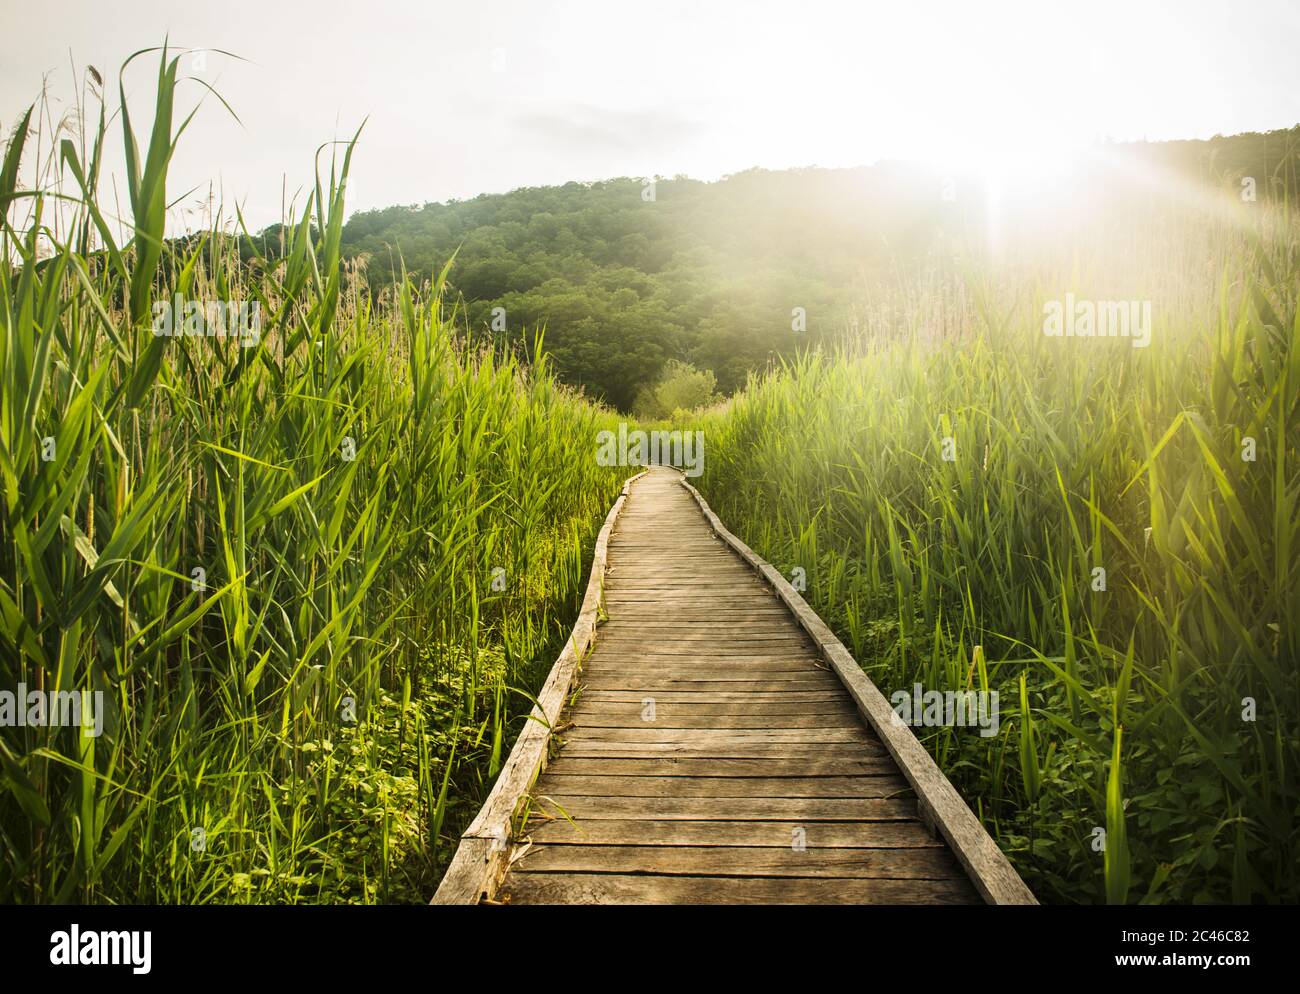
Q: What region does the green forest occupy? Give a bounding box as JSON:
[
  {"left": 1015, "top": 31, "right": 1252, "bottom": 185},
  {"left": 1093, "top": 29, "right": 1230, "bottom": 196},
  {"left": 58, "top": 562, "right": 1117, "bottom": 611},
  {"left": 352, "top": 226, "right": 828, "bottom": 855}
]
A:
[{"left": 334, "top": 128, "right": 1299, "bottom": 409}]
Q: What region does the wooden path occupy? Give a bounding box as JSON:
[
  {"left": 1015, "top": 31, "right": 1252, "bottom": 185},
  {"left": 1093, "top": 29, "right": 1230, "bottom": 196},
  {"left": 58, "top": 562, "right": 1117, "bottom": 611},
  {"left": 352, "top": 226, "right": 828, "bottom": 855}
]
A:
[{"left": 434, "top": 467, "right": 1035, "bottom": 905}]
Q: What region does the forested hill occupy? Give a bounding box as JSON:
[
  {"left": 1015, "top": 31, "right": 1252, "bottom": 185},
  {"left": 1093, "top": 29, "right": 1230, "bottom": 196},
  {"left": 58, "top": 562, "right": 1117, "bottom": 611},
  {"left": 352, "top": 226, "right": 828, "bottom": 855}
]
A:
[{"left": 337, "top": 126, "right": 1299, "bottom": 409}]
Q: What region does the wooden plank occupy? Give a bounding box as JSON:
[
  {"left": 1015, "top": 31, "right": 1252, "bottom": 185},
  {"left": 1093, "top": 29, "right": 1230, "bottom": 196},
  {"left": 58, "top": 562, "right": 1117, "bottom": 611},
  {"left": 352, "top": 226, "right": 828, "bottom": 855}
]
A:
[
  {"left": 573, "top": 689, "right": 849, "bottom": 703},
  {"left": 566, "top": 701, "right": 857, "bottom": 717},
  {"left": 524, "top": 818, "right": 942, "bottom": 849},
  {"left": 557, "top": 741, "right": 887, "bottom": 760},
  {"left": 513, "top": 845, "right": 966, "bottom": 880},
  {"left": 596, "top": 632, "right": 802, "bottom": 642},
  {"left": 603, "top": 584, "right": 773, "bottom": 593},
  {"left": 566, "top": 713, "right": 864, "bottom": 729},
  {"left": 605, "top": 559, "right": 751, "bottom": 568},
  {"left": 595, "top": 611, "right": 794, "bottom": 622},
  {"left": 580, "top": 668, "right": 830, "bottom": 679},
  {"left": 574, "top": 679, "right": 837, "bottom": 691},
  {"left": 604, "top": 565, "right": 760, "bottom": 573},
  {"left": 580, "top": 669, "right": 829, "bottom": 681},
  {"left": 596, "top": 623, "right": 805, "bottom": 634},
  {"left": 544, "top": 757, "right": 898, "bottom": 777},
  {"left": 597, "top": 611, "right": 791, "bottom": 621},
  {"left": 533, "top": 774, "right": 908, "bottom": 798},
  {"left": 578, "top": 677, "right": 845, "bottom": 691},
  {"left": 499, "top": 873, "right": 979, "bottom": 905},
  {"left": 594, "top": 634, "right": 813, "bottom": 646},
  {"left": 526, "top": 795, "right": 916, "bottom": 821},
  {"left": 602, "top": 601, "right": 778, "bottom": 609},
  {"left": 598, "top": 615, "right": 797, "bottom": 625},
  {"left": 604, "top": 577, "right": 768, "bottom": 586},
  {"left": 584, "top": 651, "right": 827, "bottom": 663},
  {"left": 601, "top": 604, "right": 784, "bottom": 613},
  {"left": 585, "top": 657, "right": 824, "bottom": 668},
  {"left": 580, "top": 668, "right": 841, "bottom": 681},
  {"left": 607, "top": 553, "right": 732, "bottom": 559},
  {"left": 586, "top": 652, "right": 823, "bottom": 663},
  {"left": 580, "top": 663, "right": 831, "bottom": 676},
  {"left": 605, "top": 568, "right": 742, "bottom": 575},
  {"left": 604, "top": 568, "right": 752, "bottom": 577},
  {"left": 560, "top": 727, "right": 874, "bottom": 744},
  {"left": 678, "top": 477, "right": 1037, "bottom": 905},
  {"left": 605, "top": 545, "right": 729, "bottom": 553},
  {"left": 579, "top": 660, "right": 832, "bottom": 673},
  {"left": 585, "top": 651, "right": 825, "bottom": 662}
]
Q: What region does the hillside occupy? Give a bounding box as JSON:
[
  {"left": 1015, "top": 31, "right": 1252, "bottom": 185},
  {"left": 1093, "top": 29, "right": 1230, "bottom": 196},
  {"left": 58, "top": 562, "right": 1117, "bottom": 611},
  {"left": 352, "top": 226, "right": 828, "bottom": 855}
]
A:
[{"left": 338, "top": 127, "right": 1300, "bottom": 408}]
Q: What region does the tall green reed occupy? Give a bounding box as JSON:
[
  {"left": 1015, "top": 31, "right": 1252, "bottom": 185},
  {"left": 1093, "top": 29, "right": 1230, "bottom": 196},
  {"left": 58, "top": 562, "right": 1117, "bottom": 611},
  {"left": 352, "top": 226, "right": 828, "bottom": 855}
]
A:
[
  {"left": 0, "top": 47, "right": 623, "bottom": 903},
  {"left": 697, "top": 196, "right": 1298, "bottom": 904}
]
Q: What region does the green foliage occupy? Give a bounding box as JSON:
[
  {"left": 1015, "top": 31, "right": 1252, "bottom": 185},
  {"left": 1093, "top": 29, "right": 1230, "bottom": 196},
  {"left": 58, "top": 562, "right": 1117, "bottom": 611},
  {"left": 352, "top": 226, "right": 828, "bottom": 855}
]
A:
[
  {"left": 0, "top": 49, "right": 624, "bottom": 904},
  {"left": 338, "top": 128, "right": 1300, "bottom": 410},
  {"left": 694, "top": 198, "right": 1300, "bottom": 904},
  {"left": 5, "top": 44, "right": 1296, "bottom": 909},
  {"left": 632, "top": 360, "right": 718, "bottom": 420}
]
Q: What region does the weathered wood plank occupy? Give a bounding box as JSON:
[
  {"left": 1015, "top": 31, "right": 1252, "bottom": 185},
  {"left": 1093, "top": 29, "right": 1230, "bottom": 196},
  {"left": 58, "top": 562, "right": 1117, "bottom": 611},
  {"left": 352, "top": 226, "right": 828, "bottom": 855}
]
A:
[
  {"left": 566, "top": 700, "right": 857, "bottom": 717},
  {"left": 580, "top": 669, "right": 841, "bottom": 681},
  {"left": 597, "top": 609, "right": 788, "bottom": 620},
  {"left": 532, "top": 774, "right": 908, "bottom": 798},
  {"left": 583, "top": 658, "right": 826, "bottom": 668},
  {"left": 579, "top": 662, "right": 831, "bottom": 675},
  {"left": 605, "top": 583, "right": 756, "bottom": 590},
  {"left": 573, "top": 689, "right": 849, "bottom": 703},
  {"left": 556, "top": 741, "right": 886, "bottom": 760},
  {"left": 604, "top": 567, "right": 753, "bottom": 577},
  {"left": 513, "top": 844, "right": 967, "bottom": 880},
  {"left": 577, "top": 679, "right": 845, "bottom": 692},
  {"left": 583, "top": 653, "right": 827, "bottom": 664},
  {"left": 543, "top": 757, "right": 897, "bottom": 777},
  {"left": 561, "top": 727, "right": 874, "bottom": 744},
  {"left": 499, "top": 873, "right": 979, "bottom": 905},
  {"left": 526, "top": 795, "right": 917, "bottom": 821},
  {"left": 524, "top": 818, "right": 942, "bottom": 849},
  {"left": 597, "top": 619, "right": 804, "bottom": 630},
  {"left": 601, "top": 598, "right": 776, "bottom": 608},
  {"left": 590, "top": 641, "right": 821, "bottom": 651},
  {"left": 567, "top": 713, "right": 863, "bottom": 729},
  {"left": 582, "top": 653, "right": 827, "bottom": 663}
]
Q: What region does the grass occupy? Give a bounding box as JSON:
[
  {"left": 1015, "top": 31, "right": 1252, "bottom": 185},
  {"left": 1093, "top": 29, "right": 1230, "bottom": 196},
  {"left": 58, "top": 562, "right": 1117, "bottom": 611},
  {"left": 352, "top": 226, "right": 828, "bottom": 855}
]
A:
[
  {"left": 0, "top": 47, "right": 623, "bottom": 903},
  {"left": 4, "top": 43, "right": 1295, "bottom": 909},
  {"left": 694, "top": 188, "right": 1299, "bottom": 903}
]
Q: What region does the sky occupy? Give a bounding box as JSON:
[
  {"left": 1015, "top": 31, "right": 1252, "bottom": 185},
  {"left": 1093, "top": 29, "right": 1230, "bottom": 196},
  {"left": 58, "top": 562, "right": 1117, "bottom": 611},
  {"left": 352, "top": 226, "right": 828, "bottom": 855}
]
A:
[{"left": 3, "top": 0, "right": 1299, "bottom": 232}]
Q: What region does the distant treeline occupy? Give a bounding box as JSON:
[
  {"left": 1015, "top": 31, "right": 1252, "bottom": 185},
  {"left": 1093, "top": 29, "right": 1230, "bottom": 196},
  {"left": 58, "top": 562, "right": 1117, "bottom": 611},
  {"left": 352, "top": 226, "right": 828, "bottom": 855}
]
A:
[{"left": 251, "top": 126, "right": 1298, "bottom": 410}]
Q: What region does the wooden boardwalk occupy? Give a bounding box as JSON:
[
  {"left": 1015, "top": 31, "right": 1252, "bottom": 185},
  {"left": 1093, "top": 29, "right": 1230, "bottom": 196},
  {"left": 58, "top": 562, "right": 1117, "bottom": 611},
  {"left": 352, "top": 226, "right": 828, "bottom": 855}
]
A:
[{"left": 434, "top": 467, "right": 1035, "bottom": 905}]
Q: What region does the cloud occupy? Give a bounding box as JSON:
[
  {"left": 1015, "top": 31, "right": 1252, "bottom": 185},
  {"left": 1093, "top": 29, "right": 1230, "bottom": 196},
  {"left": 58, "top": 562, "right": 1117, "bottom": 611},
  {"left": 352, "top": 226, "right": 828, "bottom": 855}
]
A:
[{"left": 512, "top": 104, "right": 705, "bottom": 155}]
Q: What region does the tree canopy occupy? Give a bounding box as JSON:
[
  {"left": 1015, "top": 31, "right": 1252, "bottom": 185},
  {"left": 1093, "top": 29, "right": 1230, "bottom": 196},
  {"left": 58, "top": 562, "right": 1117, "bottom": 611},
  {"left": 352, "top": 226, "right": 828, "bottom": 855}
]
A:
[{"left": 337, "top": 127, "right": 1299, "bottom": 409}]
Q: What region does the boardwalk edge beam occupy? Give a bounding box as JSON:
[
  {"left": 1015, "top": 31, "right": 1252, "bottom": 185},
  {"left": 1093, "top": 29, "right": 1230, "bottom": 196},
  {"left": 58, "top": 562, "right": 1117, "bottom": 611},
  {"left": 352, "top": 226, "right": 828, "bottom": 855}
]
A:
[
  {"left": 431, "top": 471, "right": 647, "bottom": 905},
  {"left": 678, "top": 477, "right": 1038, "bottom": 906}
]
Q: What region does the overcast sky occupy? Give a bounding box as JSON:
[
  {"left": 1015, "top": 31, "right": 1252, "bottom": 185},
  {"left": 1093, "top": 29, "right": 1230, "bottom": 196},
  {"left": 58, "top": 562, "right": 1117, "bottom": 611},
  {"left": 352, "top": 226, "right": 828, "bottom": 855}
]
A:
[{"left": 3, "top": 0, "right": 1299, "bottom": 232}]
